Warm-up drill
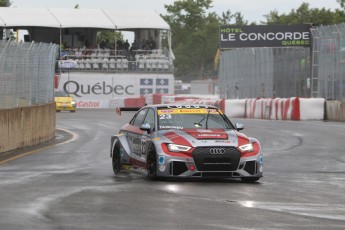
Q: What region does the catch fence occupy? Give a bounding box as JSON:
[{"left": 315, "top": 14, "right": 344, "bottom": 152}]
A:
[
  {"left": 219, "top": 23, "right": 345, "bottom": 100},
  {"left": 0, "top": 40, "right": 59, "bottom": 108},
  {"left": 311, "top": 23, "right": 345, "bottom": 100}
]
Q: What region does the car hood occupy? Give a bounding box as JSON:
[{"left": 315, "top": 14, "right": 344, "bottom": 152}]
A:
[{"left": 158, "top": 128, "right": 249, "bottom": 148}]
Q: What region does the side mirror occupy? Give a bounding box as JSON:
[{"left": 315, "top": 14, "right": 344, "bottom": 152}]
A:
[
  {"left": 140, "top": 123, "right": 151, "bottom": 133},
  {"left": 235, "top": 122, "right": 244, "bottom": 131}
]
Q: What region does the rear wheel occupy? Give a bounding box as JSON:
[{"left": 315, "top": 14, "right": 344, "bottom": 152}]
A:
[
  {"left": 112, "top": 144, "right": 121, "bottom": 175},
  {"left": 147, "top": 147, "right": 157, "bottom": 180},
  {"left": 241, "top": 177, "right": 260, "bottom": 183}
]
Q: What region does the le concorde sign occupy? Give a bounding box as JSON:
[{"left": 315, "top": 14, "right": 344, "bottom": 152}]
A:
[{"left": 220, "top": 24, "right": 311, "bottom": 49}]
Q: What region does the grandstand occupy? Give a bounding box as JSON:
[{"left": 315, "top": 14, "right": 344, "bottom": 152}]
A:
[{"left": 0, "top": 7, "right": 175, "bottom": 108}]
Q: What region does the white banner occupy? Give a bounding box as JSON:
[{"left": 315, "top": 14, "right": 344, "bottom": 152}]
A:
[{"left": 58, "top": 72, "right": 174, "bottom": 100}]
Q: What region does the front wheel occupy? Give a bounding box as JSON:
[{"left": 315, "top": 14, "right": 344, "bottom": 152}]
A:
[
  {"left": 147, "top": 148, "right": 157, "bottom": 180},
  {"left": 241, "top": 177, "right": 260, "bottom": 183},
  {"left": 112, "top": 144, "right": 121, "bottom": 175}
]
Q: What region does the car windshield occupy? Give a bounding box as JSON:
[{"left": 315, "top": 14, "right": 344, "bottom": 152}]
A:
[
  {"left": 54, "top": 91, "right": 70, "bottom": 97},
  {"left": 157, "top": 107, "right": 233, "bottom": 130}
]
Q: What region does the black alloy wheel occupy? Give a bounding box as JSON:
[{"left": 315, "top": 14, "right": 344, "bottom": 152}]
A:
[
  {"left": 147, "top": 147, "right": 157, "bottom": 180},
  {"left": 112, "top": 144, "right": 121, "bottom": 175}
]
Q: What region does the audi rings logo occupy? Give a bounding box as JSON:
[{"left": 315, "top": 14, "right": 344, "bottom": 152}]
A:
[{"left": 209, "top": 148, "right": 226, "bottom": 154}]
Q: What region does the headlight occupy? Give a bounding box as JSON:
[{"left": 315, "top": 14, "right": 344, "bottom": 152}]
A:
[
  {"left": 238, "top": 143, "right": 253, "bottom": 152},
  {"left": 71, "top": 101, "right": 76, "bottom": 105},
  {"left": 167, "top": 144, "right": 191, "bottom": 152}
]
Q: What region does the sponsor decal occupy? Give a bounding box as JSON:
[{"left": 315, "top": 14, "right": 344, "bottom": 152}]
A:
[
  {"left": 64, "top": 81, "right": 134, "bottom": 97},
  {"left": 77, "top": 101, "right": 100, "bottom": 108},
  {"left": 215, "top": 140, "right": 231, "bottom": 143},
  {"left": 157, "top": 108, "right": 218, "bottom": 114},
  {"left": 198, "top": 134, "right": 222, "bottom": 137},
  {"left": 197, "top": 129, "right": 213, "bottom": 132},
  {"left": 159, "top": 156, "right": 165, "bottom": 165},
  {"left": 260, "top": 156, "right": 264, "bottom": 164},
  {"left": 159, "top": 109, "right": 174, "bottom": 114},
  {"left": 220, "top": 24, "right": 311, "bottom": 48},
  {"left": 159, "top": 165, "right": 166, "bottom": 172},
  {"left": 159, "top": 125, "right": 183, "bottom": 130}
]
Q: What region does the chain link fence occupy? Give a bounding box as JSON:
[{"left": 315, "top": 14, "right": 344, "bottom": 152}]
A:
[
  {"left": 0, "top": 40, "right": 59, "bottom": 109},
  {"left": 311, "top": 24, "right": 345, "bottom": 100},
  {"left": 219, "top": 23, "right": 345, "bottom": 100},
  {"left": 219, "top": 47, "right": 310, "bottom": 99}
]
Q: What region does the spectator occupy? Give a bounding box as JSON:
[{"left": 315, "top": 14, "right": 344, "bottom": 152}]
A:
[
  {"left": 148, "top": 37, "right": 156, "bottom": 50},
  {"left": 123, "top": 39, "right": 130, "bottom": 51},
  {"left": 75, "top": 47, "right": 82, "bottom": 58},
  {"left": 117, "top": 40, "right": 123, "bottom": 50},
  {"left": 141, "top": 39, "right": 149, "bottom": 50}
]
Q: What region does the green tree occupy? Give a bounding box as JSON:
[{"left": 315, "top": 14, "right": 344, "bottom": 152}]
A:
[
  {"left": 263, "top": 2, "right": 345, "bottom": 26},
  {"left": 97, "top": 30, "right": 123, "bottom": 48},
  {"left": 162, "top": 0, "right": 246, "bottom": 81},
  {"left": 0, "top": 0, "right": 10, "bottom": 7}
]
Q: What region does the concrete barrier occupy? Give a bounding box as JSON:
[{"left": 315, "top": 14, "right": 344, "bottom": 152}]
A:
[
  {"left": 109, "top": 94, "right": 340, "bottom": 122},
  {"left": 0, "top": 103, "right": 56, "bottom": 153},
  {"left": 299, "top": 98, "right": 325, "bottom": 120},
  {"left": 325, "top": 100, "right": 345, "bottom": 121},
  {"left": 243, "top": 98, "right": 325, "bottom": 121},
  {"left": 224, "top": 99, "right": 246, "bottom": 118}
]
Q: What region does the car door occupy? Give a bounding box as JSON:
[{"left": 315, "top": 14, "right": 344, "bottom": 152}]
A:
[
  {"left": 140, "top": 108, "right": 156, "bottom": 160},
  {"left": 126, "top": 109, "right": 147, "bottom": 158}
]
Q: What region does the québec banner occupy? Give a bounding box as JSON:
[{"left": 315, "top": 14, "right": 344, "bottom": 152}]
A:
[{"left": 220, "top": 24, "right": 311, "bottom": 49}]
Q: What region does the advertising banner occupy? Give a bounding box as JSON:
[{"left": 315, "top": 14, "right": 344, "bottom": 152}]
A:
[
  {"left": 58, "top": 72, "right": 174, "bottom": 101},
  {"left": 220, "top": 24, "right": 311, "bottom": 49}
]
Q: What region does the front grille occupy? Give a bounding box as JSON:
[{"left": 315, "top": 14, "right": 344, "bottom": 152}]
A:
[{"left": 192, "top": 147, "right": 240, "bottom": 172}]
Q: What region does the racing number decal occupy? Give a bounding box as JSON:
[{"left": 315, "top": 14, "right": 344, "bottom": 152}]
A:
[{"left": 159, "top": 114, "right": 172, "bottom": 120}]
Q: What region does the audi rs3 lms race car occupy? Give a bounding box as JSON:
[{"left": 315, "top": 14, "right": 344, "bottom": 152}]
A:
[{"left": 110, "top": 104, "right": 263, "bottom": 182}]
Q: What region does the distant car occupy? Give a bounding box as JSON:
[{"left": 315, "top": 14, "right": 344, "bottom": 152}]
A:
[
  {"left": 110, "top": 104, "right": 263, "bottom": 182},
  {"left": 54, "top": 90, "right": 77, "bottom": 112}
]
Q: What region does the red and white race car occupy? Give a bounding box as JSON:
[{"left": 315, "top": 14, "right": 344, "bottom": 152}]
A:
[{"left": 110, "top": 104, "right": 263, "bottom": 182}]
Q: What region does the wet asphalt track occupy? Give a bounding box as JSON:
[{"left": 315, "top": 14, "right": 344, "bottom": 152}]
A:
[{"left": 0, "top": 109, "right": 344, "bottom": 230}]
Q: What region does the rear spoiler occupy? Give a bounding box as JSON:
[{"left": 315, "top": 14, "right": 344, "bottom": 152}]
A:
[{"left": 115, "top": 107, "right": 141, "bottom": 116}]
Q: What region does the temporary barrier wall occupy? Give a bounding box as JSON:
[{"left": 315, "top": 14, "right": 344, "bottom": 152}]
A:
[
  {"left": 325, "top": 100, "right": 345, "bottom": 121},
  {"left": 0, "top": 103, "right": 56, "bottom": 153}
]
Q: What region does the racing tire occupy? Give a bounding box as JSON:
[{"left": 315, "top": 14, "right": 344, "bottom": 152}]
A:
[
  {"left": 241, "top": 177, "right": 260, "bottom": 183},
  {"left": 70, "top": 110, "right": 76, "bottom": 113},
  {"left": 147, "top": 147, "right": 157, "bottom": 180},
  {"left": 112, "top": 144, "right": 121, "bottom": 175}
]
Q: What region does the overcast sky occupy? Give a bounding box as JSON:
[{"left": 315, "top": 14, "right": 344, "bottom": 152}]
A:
[{"left": 11, "top": 0, "right": 341, "bottom": 24}]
